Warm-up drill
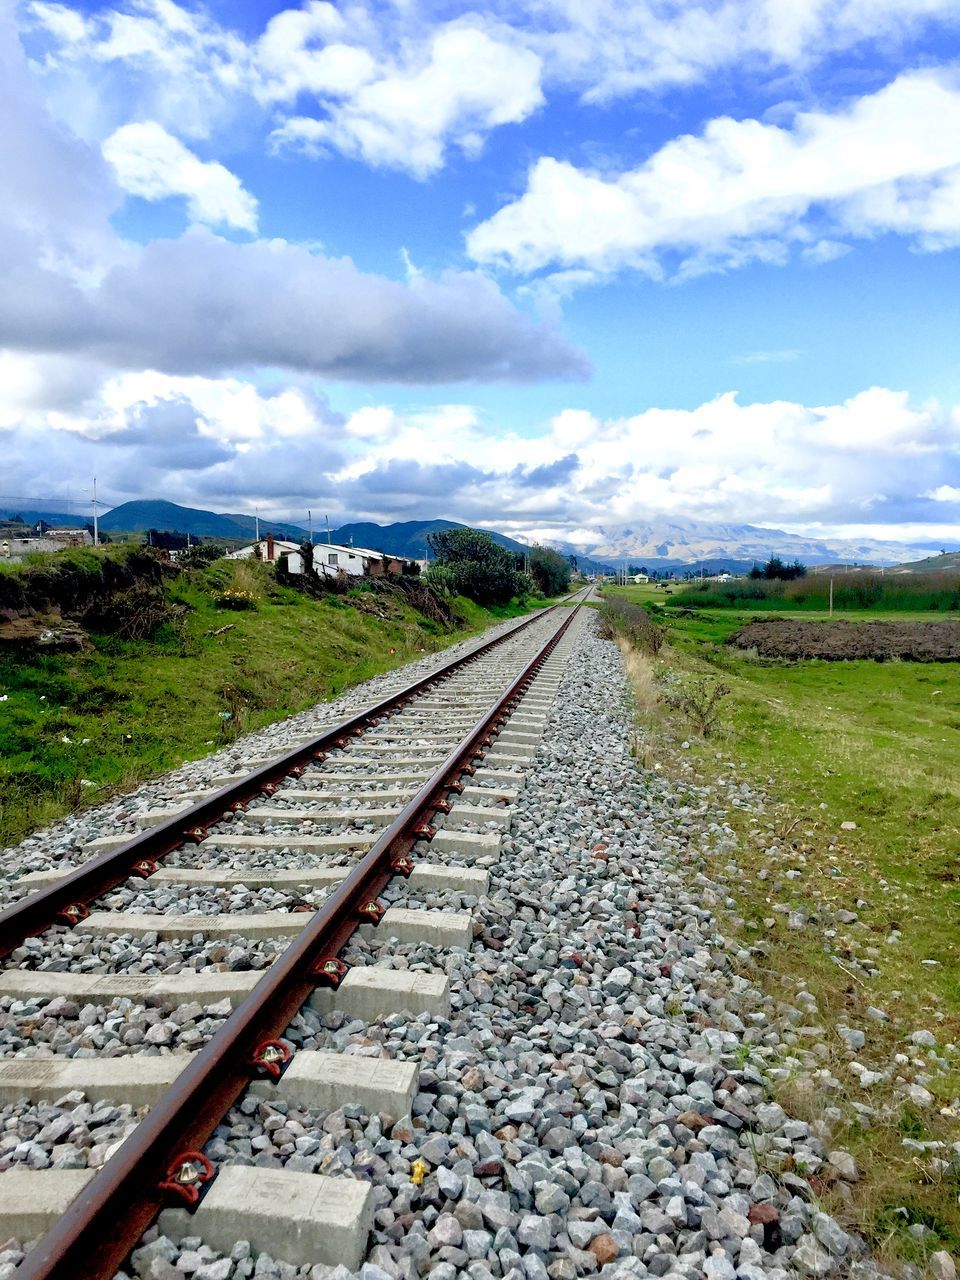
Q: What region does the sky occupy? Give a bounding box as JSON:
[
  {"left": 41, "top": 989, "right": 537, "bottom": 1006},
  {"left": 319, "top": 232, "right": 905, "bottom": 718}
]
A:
[{"left": 2, "top": 0, "right": 960, "bottom": 552}]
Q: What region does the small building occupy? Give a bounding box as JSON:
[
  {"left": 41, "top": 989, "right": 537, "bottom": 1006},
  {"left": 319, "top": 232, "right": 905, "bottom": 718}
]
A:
[
  {"left": 227, "top": 536, "right": 302, "bottom": 565},
  {"left": 632, "top": 573, "right": 649, "bottom": 584},
  {"left": 1, "top": 530, "right": 93, "bottom": 561},
  {"left": 228, "top": 536, "right": 408, "bottom": 578}
]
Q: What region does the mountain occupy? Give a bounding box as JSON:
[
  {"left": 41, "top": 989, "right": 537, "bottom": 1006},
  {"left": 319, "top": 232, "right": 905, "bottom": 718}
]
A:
[
  {"left": 80, "top": 504, "right": 617, "bottom": 569},
  {"left": 99, "top": 500, "right": 309, "bottom": 541},
  {"left": 0, "top": 508, "right": 89, "bottom": 529},
  {"left": 327, "top": 519, "right": 526, "bottom": 557},
  {"left": 325, "top": 521, "right": 617, "bottom": 574},
  {"left": 557, "top": 518, "right": 947, "bottom": 569},
  {"left": 220, "top": 512, "right": 313, "bottom": 541}
]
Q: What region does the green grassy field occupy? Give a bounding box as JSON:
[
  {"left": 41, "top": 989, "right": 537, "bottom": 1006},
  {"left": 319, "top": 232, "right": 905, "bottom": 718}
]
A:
[
  {"left": 605, "top": 583, "right": 960, "bottom": 1264},
  {"left": 0, "top": 561, "right": 537, "bottom": 847},
  {"left": 670, "top": 570, "right": 960, "bottom": 612}
]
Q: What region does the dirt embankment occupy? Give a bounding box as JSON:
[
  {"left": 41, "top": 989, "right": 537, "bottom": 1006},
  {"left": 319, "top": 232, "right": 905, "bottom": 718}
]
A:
[{"left": 729, "top": 617, "right": 960, "bottom": 661}]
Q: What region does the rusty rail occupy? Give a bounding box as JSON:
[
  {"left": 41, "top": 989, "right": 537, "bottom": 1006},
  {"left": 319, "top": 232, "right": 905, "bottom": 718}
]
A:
[
  {"left": 0, "top": 603, "right": 567, "bottom": 961},
  {"left": 12, "top": 599, "right": 582, "bottom": 1280}
]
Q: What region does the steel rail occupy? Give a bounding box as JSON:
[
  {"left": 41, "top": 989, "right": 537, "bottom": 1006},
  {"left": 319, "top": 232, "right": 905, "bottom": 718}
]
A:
[
  {"left": 0, "top": 602, "right": 570, "bottom": 961},
  {"left": 14, "top": 598, "right": 582, "bottom": 1280}
]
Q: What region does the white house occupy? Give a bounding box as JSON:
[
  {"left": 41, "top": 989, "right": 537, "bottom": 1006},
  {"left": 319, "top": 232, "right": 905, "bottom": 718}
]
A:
[
  {"left": 633, "top": 573, "right": 649, "bottom": 584},
  {"left": 227, "top": 536, "right": 406, "bottom": 579},
  {"left": 314, "top": 542, "right": 374, "bottom": 576},
  {"left": 226, "top": 536, "right": 301, "bottom": 564}
]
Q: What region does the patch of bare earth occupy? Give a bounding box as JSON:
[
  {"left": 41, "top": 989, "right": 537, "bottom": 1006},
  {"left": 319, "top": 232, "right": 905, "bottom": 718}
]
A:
[{"left": 729, "top": 619, "right": 960, "bottom": 662}]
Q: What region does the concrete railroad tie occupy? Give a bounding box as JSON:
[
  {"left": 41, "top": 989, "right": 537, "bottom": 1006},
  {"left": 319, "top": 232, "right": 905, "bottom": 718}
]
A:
[
  {"left": 78, "top": 906, "right": 473, "bottom": 949},
  {"left": 0, "top": 1166, "right": 374, "bottom": 1269},
  {"left": 0, "top": 1049, "right": 418, "bottom": 1116},
  {"left": 19, "top": 864, "right": 490, "bottom": 895},
  {"left": 129, "top": 800, "right": 513, "bottom": 833},
  {"left": 0, "top": 965, "right": 451, "bottom": 1020}
]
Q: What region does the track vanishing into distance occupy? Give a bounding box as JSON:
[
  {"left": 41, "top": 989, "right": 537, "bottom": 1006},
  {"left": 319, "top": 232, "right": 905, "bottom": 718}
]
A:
[{"left": 0, "top": 590, "right": 591, "bottom": 1279}]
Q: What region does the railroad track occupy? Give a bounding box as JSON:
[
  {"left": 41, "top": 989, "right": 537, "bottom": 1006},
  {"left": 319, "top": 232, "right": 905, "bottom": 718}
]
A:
[{"left": 0, "top": 590, "right": 591, "bottom": 1279}]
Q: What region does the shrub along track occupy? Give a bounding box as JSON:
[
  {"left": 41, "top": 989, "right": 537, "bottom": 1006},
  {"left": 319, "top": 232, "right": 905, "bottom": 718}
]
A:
[{"left": 0, "top": 592, "right": 588, "bottom": 1279}]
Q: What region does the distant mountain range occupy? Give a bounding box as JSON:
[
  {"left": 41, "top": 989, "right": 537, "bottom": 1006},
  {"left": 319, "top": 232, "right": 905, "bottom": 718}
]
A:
[
  {"left": 4, "top": 502, "right": 954, "bottom": 572},
  {"left": 554, "top": 518, "right": 950, "bottom": 569}
]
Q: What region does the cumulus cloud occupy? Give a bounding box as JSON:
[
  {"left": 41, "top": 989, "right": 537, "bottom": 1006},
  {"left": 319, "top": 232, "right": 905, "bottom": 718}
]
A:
[
  {"left": 27, "top": 0, "right": 251, "bottom": 141},
  {"left": 0, "top": 360, "right": 346, "bottom": 510},
  {"left": 3, "top": 367, "right": 958, "bottom": 543},
  {"left": 529, "top": 0, "right": 960, "bottom": 100},
  {"left": 269, "top": 23, "right": 544, "bottom": 178},
  {"left": 0, "top": 230, "right": 589, "bottom": 382},
  {"left": 323, "top": 386, "right": 960, "bottom": 538},
  {"left": 0, "top": 15, "right": 585, "bottom": 384},
  {"left": 103, "top": 121, "right": 258, "bottom": 231},
  {"left": 28, "top": 2, "right": 544, "bottom": 178},
  {"left": 25, "top": 0, "right": 960, "bottom": 173},
  {"left": 467, "top": 69, "right": 960, "bottom": 276}
]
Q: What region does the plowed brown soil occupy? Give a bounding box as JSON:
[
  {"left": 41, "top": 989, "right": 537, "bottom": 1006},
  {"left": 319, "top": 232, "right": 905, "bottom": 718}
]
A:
[{"left": 729, "top": 617, "right": 960, "bottom": 661}]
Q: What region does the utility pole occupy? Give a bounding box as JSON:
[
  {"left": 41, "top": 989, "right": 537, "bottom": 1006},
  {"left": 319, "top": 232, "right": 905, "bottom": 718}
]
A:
[
  {"left": 325, "top": 515, "right": 331, "bottom": 545},
  {"left": 91, "top": 477, "right": 99, "bottom": 547},
  {"left": 308, "top": 510, "right": 313, "bottom": 543},
  {"left": 255, "top": 508, "right": 260, "bottom": 543}
]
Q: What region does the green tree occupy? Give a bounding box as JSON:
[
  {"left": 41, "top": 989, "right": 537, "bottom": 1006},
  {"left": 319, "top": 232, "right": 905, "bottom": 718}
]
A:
[
  {"left": 528, "top": 545, "right": 572, "bottom": 596},
  {"left": 426, "top": 528, "right": 523, "bottom": 605},
  {"left": 760, "top": 556, "right": 807, "bottom": 580}
]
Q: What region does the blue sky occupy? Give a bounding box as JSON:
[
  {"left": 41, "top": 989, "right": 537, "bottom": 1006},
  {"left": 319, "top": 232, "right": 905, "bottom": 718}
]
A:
[{"left": 2, "top": 0, "right": 960, "bottom": 554}]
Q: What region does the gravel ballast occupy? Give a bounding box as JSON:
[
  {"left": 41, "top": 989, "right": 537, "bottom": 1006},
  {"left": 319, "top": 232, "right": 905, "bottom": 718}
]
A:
[{"left": 0, "top": 605, "right": 899, "bottom": 1279}]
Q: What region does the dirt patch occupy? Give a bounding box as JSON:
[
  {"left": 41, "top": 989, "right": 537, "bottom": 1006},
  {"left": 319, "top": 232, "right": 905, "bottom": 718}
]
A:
[{"left": 729, "top": 617, "right": 960, "bottom": 661}]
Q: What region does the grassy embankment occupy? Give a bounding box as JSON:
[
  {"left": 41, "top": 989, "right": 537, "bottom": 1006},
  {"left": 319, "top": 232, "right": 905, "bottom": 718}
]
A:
[
  {"left": 0, "top": 550, "right": 541, "bottom": 847},
  {"left": 605, "top": 580, "right": 960, "bottom": 1268}
]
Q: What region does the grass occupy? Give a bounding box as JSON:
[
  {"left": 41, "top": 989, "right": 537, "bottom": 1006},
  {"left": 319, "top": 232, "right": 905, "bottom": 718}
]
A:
[
  {"left": 606, "top": 583, "right": 960, "bottom": 1268},
  {"left": 0, "top": 558, "right": 538, "bottom": 847},
  {"left": 669, "top": 571, "right": 960, "bottom": 612}
]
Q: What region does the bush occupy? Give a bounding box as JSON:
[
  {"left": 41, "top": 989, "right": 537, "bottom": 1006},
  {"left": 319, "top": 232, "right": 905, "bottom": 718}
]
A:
[
  {"left": 661, "top": 676, "right": 731, "bottom": 737},
  {"left": 423, "top": 564, "right": 459, "bottom": 598},
  {"left": 81, "top": 584, "right": 187, "bottom": 640},
  {"left": 749, "top": 556, "right": 807, "bottom": 581},
  {"left": 596, "top": 598, "right": 665, "bottom": 656},
  {"left": 178, "top": 544, "right": 225, "bottom": 569},
  {"left": 215, "top": 589, "right": 257, "bottom": 611}
]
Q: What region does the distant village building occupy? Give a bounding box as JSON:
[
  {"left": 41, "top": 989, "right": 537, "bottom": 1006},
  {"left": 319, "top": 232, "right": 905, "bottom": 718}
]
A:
[
  {"left": 632, "top": 573, "right": 649, "bottom": 584},
  {"left": 1, "top": 529, "right": 93, "bottom": 561}
]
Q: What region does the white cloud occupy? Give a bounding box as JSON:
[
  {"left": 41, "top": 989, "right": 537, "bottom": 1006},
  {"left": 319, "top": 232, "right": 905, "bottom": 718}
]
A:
[
  {"left": 255, "top": 3, "right": 376, "bottom": 104},
  {"left": 530, "top": 0, "right": 960, "bottom": 100},
  {"left": 318, "top": 386, "right": 960, "bottom": 536},
  {"left": 269, "top": 24, "right": 543, "bottom": 178},
  {"left": 0, "top": 17, "right": 585, "bottom": 386},
  {"left": 103, "top": 121, "right": 258, "bottom": 232},
  {"left": 28, "top": 0, "right": 251, "bottom": 141},
  {"left": 26, "top": 0, "right": 960, "bottom": 168},
  {"left": 467, "top": 69, "right": 960, "bottom": 276},
  {"left": 2, "top": 364, "right": 958, "bottom": 545},
  {"left": 732, "top": 349, "right": 801, "bottom": 365},
  {"left": 802, "top": 238, "right": 851, "bottom": 263}
]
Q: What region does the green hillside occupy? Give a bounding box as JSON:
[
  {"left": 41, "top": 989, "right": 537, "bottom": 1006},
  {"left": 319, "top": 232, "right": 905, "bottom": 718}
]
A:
[
  {"left": 0, "top": 547, "right": 533, "bottom": 845},
  {"left": 892, "top": 550, "right": 960, "bottom": 573}
]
